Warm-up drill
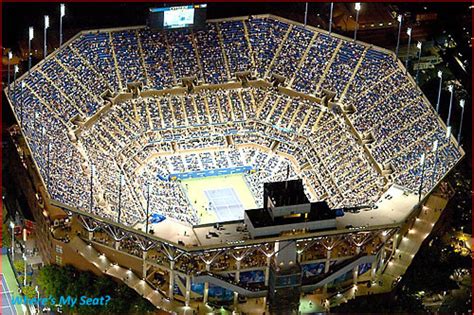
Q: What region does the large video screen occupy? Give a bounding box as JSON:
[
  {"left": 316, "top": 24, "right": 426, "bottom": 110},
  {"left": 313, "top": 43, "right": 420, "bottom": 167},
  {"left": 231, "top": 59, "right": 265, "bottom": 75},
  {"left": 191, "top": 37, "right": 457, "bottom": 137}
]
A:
[
  {"left": 148, "top": 4, "right": 207, "bottom": 30},
  {"left": 164, "top": 7, "right": 194, "bottom": 29}
]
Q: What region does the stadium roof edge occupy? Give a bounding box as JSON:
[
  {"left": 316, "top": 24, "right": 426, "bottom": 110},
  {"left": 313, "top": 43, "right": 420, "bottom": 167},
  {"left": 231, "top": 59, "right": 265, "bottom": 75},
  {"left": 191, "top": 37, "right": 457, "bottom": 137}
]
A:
[{"left": 49, "top": 199, "right": 401, "bottom": 252}]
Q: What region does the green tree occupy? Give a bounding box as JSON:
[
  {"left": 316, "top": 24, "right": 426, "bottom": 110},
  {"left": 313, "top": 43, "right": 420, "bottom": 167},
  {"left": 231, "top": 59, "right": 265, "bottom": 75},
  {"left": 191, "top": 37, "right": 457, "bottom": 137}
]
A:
[
  {"left": 22, "top": 286, "right": 36, "bottom": 299},
  {"left": 13, "top": 260, "right": 25, "bottom": 273},
  {"left": 2, "top": 223, "right": 11, "bottom": 248},
  {"left": 37, "top": 264, "right": 156, "bottom": 314}
]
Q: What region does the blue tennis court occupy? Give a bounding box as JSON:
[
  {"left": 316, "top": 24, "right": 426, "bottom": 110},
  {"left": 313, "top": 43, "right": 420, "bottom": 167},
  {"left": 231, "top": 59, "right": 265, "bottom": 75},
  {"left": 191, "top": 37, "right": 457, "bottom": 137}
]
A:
[
  {"left": 205, "top": 187, "right": 244, "bottom": 222},
  {"left": 1, "top": 274, "right": 17, "bottom": 315}
]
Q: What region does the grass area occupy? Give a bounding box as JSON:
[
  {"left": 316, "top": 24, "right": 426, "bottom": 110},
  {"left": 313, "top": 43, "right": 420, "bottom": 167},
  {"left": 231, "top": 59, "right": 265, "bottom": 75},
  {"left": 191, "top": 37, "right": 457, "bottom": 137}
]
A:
[{"left": 181, "top": 174, "right": 257, "bottom": 224}]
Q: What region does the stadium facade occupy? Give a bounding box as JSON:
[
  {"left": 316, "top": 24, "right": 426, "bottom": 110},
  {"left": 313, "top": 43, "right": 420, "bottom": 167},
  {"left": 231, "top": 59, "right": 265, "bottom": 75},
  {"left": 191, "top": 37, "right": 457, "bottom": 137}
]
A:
[{"left": 5, "top": 14, "right": 463, "bottom": 314}]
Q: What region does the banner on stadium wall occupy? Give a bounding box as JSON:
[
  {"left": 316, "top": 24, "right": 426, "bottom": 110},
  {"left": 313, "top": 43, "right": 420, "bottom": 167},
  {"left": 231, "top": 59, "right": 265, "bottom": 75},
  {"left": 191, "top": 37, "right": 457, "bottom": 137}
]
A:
[{"left": 169, "top": 166, "right": 253, "bottom": 181}]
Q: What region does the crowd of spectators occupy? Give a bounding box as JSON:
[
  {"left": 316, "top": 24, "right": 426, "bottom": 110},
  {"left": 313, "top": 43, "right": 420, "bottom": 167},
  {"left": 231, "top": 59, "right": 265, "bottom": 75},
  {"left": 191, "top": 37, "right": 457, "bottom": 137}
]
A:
[{"left": 7, "top": 16, "right": 461, "bottom": 228}]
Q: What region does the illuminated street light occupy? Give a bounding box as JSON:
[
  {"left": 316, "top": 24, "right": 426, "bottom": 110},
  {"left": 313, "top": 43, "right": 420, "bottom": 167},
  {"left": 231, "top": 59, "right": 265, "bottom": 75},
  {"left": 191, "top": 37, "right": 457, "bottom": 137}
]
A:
[
  {"left": 44, "top": 15, "right": 49, "bottom": 58},
  {"left": 395, "top": 14, "right": 403, "bottom": 57},
  {"left": 35, "top": 286, "right": 40, "bottom": 311},
  {"left": 60, "top": 4, "right": 66, "bottom": 46},
  {"left": 23, "top": 253, "right": 28, "bottom": 286},
  {"left": 457, "top": 99, "right": 465, "bottom": 144},
  {"left": 354, "top": 3, "right": 361, "bottom": 41}
]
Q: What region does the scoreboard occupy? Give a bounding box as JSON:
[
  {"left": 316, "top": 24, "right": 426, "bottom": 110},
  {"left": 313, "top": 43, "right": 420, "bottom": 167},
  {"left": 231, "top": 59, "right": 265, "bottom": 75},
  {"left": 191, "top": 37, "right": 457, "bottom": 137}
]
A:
[{"left": 148, "top": 4, "right": 207, "bottom": 30}]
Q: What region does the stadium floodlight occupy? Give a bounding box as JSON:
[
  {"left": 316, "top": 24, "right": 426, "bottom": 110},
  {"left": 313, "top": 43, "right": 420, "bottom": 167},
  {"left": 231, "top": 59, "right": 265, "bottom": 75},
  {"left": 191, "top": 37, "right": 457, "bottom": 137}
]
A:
[
  {"left": 90, "top": 163, "right": 96, "bottom": 212},
  {"left": 60, "top": 4, "right": 66, "bottom": 46},
  {"left": 431, "top": 140, "right": 439, "bottom": 187},
  {"left": 457, "top": 99, "right": 465, "bottom": 144},
  {"left": 28, "top": 27, "right": 34, "bottom": 72},
  {"left": 304, "top": 2, "right": 308, "bottom": 27},
  {"left": 44, "top": 15, "right": 49, "bottom": 59},
  {"left": 13, "top": 64, "right": 19, "bottom": 91},
  {"left": 415, "top": 41, "right": 422, "bottom": 83},
  {"left": 395, "top": 14, "right": 403, "bottom": 56},
  {"left": 329, "top": 2, "right": 334, "bottom": 34},
  {"left": 447, "top": 85, "right": 454, "bottom": 126},
  {"left": 10, "top": 221, "right": 15, "bottom": 260},
  {"left": 354, "top": 3, "right": 361, "bottom": 41},
  {"left": 436, "top": 71, "right": 443, "bottom": 113},
  {"left": 145, "top": 180, "right": 151, "bottom": 234},
  {"left": 446, "top": 126, "right": 452, "bottom": 139},
  {"left": 418, "top": 153, "right": 426, "bottom": 203},
  {"left": 47, "top": 143, "right": 52, "bottom": 189},
  {"left": 7, "top": 51, "right": 12, "bottom": 91},
  {"left": 405, "top": 27, "right": 412, "bottom": 72},
  {"left": 117, "top": 173, "right": 125, "bottom": 223}
]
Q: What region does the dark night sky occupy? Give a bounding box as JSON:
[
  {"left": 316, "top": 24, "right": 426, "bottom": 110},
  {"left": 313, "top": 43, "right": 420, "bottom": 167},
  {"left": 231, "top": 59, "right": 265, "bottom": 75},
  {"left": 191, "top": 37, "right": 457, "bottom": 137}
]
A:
[{"left": 2, "top": 2, "right": 471, "bottom": 47}]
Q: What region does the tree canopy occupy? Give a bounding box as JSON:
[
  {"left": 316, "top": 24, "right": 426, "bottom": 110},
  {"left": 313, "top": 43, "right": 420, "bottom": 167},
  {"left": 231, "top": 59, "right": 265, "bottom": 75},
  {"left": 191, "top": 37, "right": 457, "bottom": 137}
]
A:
[{"left": 37, "top": 264, "right": 155, "bottom": 314}]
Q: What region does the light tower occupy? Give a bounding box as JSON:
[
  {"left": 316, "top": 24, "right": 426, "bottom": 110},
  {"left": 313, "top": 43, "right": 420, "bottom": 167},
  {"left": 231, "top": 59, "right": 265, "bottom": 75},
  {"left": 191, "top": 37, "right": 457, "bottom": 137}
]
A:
[
  {"left": 395, "top": 14, "right": 403, "bottom": 57},
  {"left": 13, "top": 65, "right": 19, "bottom": 91},
  {"left": 430, "top": 140, "right": 439, "bottom": 188},
  {"left": 44, "top": 15, "right": 49, "bottom": 58},
  {"left": 28, "top": 27, "right": 34, "bottom": 72},
  {"left": 304, "top": 2, "right": 308, "bottom": 27},
  {"left": 446, "top": 85, "right": 454, "bottom": 126},
  {"left": 436, "top": 71, "right": 443, "bottom": 113},
  {"left": 405, "top": 27, "right": 412, "bottom": 72},
  {"left": 418, "top": 153, "right": 426, "bottom": 203},
  {"left": 60, "top": 4, "right": 66, "bottom": 46},
  {"left": 415, "top": 41, "right": 422, "bottom": 83},
  {"left": 457, "top": 99, "right": 465, "bottom": 144},
  {"left": 7, "top": 51, "right": 12, "bottom": 89},
  {"left": 354, "top": 3, "right": 361, "bottom": 41},
  {"left": 329, "top": 3, "right": 334, "bottom": 34}
]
